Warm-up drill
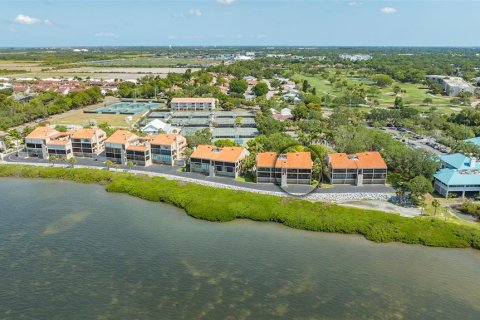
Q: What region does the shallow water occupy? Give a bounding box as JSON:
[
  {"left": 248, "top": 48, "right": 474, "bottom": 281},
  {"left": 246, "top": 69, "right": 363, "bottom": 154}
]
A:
[{"left": 0, "top": 179, "right": 479, "bottom": 319}]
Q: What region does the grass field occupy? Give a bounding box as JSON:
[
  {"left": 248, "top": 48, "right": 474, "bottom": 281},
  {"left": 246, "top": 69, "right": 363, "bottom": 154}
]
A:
[
  {"left": 293, "top": 72, "right": 472, "bottom": 112},
  {"left": 81, "top": 57, "right": 214, "bottom": 67},
  {"left": 50, "top": 110, "right": 144, "bottom": 127}
]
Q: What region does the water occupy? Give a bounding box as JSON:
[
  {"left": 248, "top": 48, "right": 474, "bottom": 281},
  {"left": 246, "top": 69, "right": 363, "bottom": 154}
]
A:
[{"left": 1, "top": 179, "right": 479, "bottom": 320}]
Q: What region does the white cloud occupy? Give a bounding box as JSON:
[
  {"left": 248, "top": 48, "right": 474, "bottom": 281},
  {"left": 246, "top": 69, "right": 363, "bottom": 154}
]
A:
[
  {"left": 188, "top": 9, "right": 202, "bottom": 17},
  {"left": 44, "top": 19, "right": 53, "bottom": 26},
  {"left": 217, "top": 0, "right": 235, "bottom": 4},
  {"left": 381, "top": 7, "right": 397, "bottom": 14},
  {"left": 348, "top": 1, "right": 362, "bottom": 6},
  {"left": 94, "top": 32, "right": 118, "bottom": 38},
  {"left": 14, "top": 14, "right": 41, "bottom": 25}
]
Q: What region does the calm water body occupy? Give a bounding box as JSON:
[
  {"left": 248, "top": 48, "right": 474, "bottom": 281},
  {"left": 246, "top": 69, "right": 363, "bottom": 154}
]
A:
[{"left": 1, "top": 179, "right": 480, "bottom": 320}]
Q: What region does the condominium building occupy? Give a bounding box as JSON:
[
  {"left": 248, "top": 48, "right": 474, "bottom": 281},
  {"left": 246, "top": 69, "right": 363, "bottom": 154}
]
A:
[
  {"left": 71, "top": 128, "right": 106, "bottom": 158},
  {"left": 150, "top": 134, "right": 187, "bottom": 165},
  {"left": 170, "top": 98, "right": 216, "bottom": 111},
  {"left": 327, "top": 152, "right": 387, "bottom": 185},
  {"left": 190, "top": 145, "right": 249, "bottom": 178},
  {"left": 256, "top": 152, "right": 313, "bottom": 187},
  {"left": 25, "top": 127, "right": 63, "bottom": 159},
  {"left": 46, "top": 132, "right": 74, "bottom": 159},
  {"left": 105, "top": 130, "right": 152, "bottom": 166},
  {"left": 425, "top": 75, "right": 476, "bottom": 97},
  {"left": 434, "top": 153, "right": 480, "bottom": 198}
]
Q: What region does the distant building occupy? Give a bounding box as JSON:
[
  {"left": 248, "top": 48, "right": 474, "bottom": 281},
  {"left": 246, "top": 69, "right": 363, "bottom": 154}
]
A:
[
  {"left": 141, "top": 119, "right": 178, "bottom": 135},
  {"left": 256, "top": 152, "right": 313, "bottom": 187},
  {"left": 327, "top": 152, "right": 387, "bottom": 186},
  {"left": 190, "top": 145, "right": 249, "bottom": 178},
  {"left": 425, "top": 75, "right": 475, "bottom": 97},
  {"left": 270, "top": 108, "right": 293, "bottom": 121},
  {"left": 434, "top": 153, "right": 480, "bottom": 198},
  {"left": 339, "top": 54, "right": 372, "bottom": 62},
  {"left": 170, "top": 98, "right": 216, "bottom": 111}
]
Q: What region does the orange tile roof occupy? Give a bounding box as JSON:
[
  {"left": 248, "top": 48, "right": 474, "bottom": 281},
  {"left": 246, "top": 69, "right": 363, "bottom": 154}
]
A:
[
  {"left": 256, "top": 152, "right": 313, "bottom": 169},
  {"left": 26, "top": 127, "right": 58, "bottom": 140},
  {"left": 328, "top": 152, "right": 387, "bottom": 169},
  {"left": 150, "top": 134, "right": 185, "bottom": 146},
  {"left": 190, "top": 145, "right": 248, "bottom": 163},
  {"left": 171, "top": 97, "right": 216, "bottom": 103},
  {"left": 126, "top": 145, "right": 149, "bottom": 152},
  {"left": 71, "top": 128, "right": 105, "bottom": 140},
  {"left": 47, "top": 140, "right": 70, "bottom": 146},
  {"left": 105, "top": 130, "right": 138, "bottom": 145}
]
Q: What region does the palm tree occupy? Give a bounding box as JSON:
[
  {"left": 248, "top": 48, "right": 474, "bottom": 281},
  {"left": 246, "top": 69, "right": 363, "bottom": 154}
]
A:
[
  {"left": 113, "top": 163, "right": 120, "bottom": 172},
  {"left": 126, "top": 160, "right": 134, "bottom": 171},
  {"left": 432, "top": 199, "right": 441, "bottom": 217},
  {"left": 104, "top": 160, "right": 113, "bottom": 171},
  {"left": 49, "top": 155, "right": 57, "bottom": 167}
]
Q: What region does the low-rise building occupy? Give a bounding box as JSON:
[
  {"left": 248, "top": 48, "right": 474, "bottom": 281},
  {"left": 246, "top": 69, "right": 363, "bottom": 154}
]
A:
[
  {"left": 170, "top": 98, "right": 216, "bottom": 111},
  {"left": 256, "top": 152, "right": 313, "bottom": 187},
  {"left": 46, "top": 132, "right": 74, "bottom": 159},
  {"left": 150, "top": 134, "right": 187, "bottom": 165},
  {"left": 71, "top": 128, "right": 106, "bottom": 158},
  {"left": 141, "top": 119, "right": 178, "bottom": 135},
  {"left": 190, "top": 145, "right": 249, "bottom": 178},
  {"left": 327, "top": 152, "right": 387, "bottom": 185},
  {"left": 105, "top": 130, "right": 140, "bottom": 165},
  {"left": 434, "top": 153, "right": 480, "bottom": 198},
  {"left": 25, "top": 127, "right": 61, "bottom": 159},
  {"left": 425, "top": 75, "right": 476, "bottom": 97}
]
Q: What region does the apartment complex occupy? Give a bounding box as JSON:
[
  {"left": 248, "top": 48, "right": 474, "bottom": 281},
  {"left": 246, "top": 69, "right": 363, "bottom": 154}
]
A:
[
  {"left": 190, "top": 145, "right": 249, "bottom": 178},
  {"left": 170, "top": 98, "right": 216, "bottom": 111},
  {"left": 71, "top": 128, "right": 106, "bottom": 157},
  {"left": 150, "top": 134, "right": 187, "bottom": 165},
  {"left": 256, "top": 152, "right": 313, "bottom": 187},
  {"left": 105, "top": 130, "right": 150, "bottom": 166},
  {"left": 327, "top": 152, "right": 387, "bottom": 185},
  {"left": 26, "top": 127, "right": 107, "bottom": 160},
  {"left": 425, "top": 75, "right": 476, "bottom": 97},
  {"left": 434, "top": 153, "right": 480, "bottom": 198}
]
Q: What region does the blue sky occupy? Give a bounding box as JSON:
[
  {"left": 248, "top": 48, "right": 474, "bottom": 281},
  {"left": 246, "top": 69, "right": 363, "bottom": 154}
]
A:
[{"left": 0, "top": 0, "right": 479, "bottom": 47}]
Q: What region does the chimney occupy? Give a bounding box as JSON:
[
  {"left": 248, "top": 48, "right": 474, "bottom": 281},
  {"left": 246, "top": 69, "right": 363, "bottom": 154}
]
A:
[{"left": 471, "top": 157, "right": 477, "bottom": 168}]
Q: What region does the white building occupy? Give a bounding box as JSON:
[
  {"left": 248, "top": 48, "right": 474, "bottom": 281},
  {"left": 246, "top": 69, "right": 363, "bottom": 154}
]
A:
[
  {"left": 425, "top": 75, "right": 476, "bottom": 97},
  {"left": 141, "top": 119, "right": 178, "bottom": 135},
  {"left": 170, "top": 97, "right": 216, "bottom": 111}
]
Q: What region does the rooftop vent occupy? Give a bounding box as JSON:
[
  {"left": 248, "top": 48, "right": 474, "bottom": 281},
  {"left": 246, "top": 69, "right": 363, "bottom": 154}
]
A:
[{"left": 348, "top": 155, "right": 359, "bottom": 161}]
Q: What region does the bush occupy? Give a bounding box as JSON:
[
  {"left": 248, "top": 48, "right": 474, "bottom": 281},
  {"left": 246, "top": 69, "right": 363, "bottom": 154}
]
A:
[{"left": 2, "top": 164, "right": 480, "bottom": 250}]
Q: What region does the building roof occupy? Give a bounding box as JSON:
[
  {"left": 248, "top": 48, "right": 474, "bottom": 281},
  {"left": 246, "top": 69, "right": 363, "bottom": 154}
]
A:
[
  {"left": 141, "top": 119, "right": 170, "bottom": 132},
  {"left": 171, "top": 97, "right": 216, "bottom": 103},
  {"left": 434, "top": 168, "right": 480, "bottom": 186},
  {"left": 151, "top": 134, "right": 184, "bottom": 146},
  {"left": 105, "top": 130, "right": 138, "bottom": 145},
  {"left": 71, "top": 128, "right": 105, "bottom": 140},
  {"left": 328, "top": 152, "right": 387, "bottom": 169},
  {"left": 256, "top": 152, "right": 313, "bottom": 169},
  {"left": 190, "top": 145, "right": 248, "bottom": 163},
  {"left": 126, "top": 145, "right": 149, "bottom": 152},
  {"left": 464, "top": 137, "right": 480, "bottom": 147},
  {"left": 26, "top": 127, "right": 59, "bottom": 140},
  {"left": 438, "top": 153, "right": 480, "bottom": 170}
]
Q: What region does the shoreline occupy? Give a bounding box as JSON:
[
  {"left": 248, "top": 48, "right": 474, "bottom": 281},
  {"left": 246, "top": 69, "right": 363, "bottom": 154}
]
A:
[{"left": 0, "top": 164, "right": 479, "bottom": 250}]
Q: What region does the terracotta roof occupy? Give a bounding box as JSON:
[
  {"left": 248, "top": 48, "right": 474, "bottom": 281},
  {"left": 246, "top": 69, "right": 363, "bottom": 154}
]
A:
[
  {"left": 328, "top": 152, "right": 387, "bottom": 169},
  {"left": 25, "top": 127, "right": 58, "bottom": 140},
  {"left": 105, "top": 130, "right": 138, "bottom": 145},
  {"left": 190, "top": 145, "right": 248, "bottom": 163},
  {"left": 47, "top": 140, "right": 70, "bottom": 146},
  {"left": 71, "top": 128, "right": 105, "bottom": 140},
  {"left": 256, "top": 152, "right": 313, "bottom": 169},
  {"left": 126, "top": 145, "right": 149, "bottom": 152},
  {"left": 171, "top": 97, "right": 216, "bottom": 103},
  {"left": 150, "top": 134, "right": 185, "bottom": 146}
]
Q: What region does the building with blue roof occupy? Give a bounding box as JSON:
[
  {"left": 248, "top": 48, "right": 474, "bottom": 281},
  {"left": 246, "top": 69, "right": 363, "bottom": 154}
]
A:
[
  {"left": 434, "top": 153, "right": 480, "bottom": 197},
  {"left": 464, "top": 137, "right": 480, "bottom": 147}
]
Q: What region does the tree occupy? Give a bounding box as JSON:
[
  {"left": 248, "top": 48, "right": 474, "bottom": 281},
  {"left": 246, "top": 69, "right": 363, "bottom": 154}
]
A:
[
  {"left": 126, "top": 160, "right": 134, "bottom": 171},
  {"left": 234, "top": 117, "right": 243, "bottom": 128},
  {"left": 394, "top": 96, "right": 403, "bottom": 108},
  {"left": 292, "top": 105, "right": 309, "bottom": 120},
  {"left": 302, "top": 80, "right": 310, "bottom": 92},
  {"left": 372, "top": 74, "right": 394, "bottom": 87},
  {"left": 229, "top": 78, "right": 248, "bottom": 94},
  {"left": 253, "top": 82, "right": 269, "bottom": 96},
  {"left": 432, "top": 199, "right": 441, "bottom": 216},
  {"left": 186, "top": 128, "right": 212, "bottom": 147},
  {"left": 49, "top": 155, "right": 57, "bottom": 167},
  {"left": 214, "top": 139, "right": 239, "bottom": 147},
  {"left": 68, "top": 157, "right": 77, "bottom": 168},
  {"left": 423, "top": 97, "right": 433, "bottom": 105},
  {"left": 104, "top": 160, "right": 113, "bottom": 171},
  {"left": 405, "top": 176, "right": 434, "bottom": 205}
]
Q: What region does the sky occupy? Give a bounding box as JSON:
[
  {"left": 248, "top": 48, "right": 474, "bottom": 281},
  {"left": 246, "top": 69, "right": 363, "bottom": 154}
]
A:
[{"left": 0, "top": 0, "right": 479, "bottom": 47}]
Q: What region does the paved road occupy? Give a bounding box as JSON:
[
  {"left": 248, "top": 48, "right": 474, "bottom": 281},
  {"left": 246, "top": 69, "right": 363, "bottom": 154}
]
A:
[
  {"left": 381, "top": 127, "right": 449, "bottom": 156},
  {"left": 2, "top": 151, "right": 394, "bottom": 196}
]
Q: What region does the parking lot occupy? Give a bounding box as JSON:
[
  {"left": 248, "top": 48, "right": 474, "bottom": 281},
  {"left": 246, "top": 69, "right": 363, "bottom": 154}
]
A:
[{"left": 380, "top": 126, "right": 450, "bottom": 155}]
